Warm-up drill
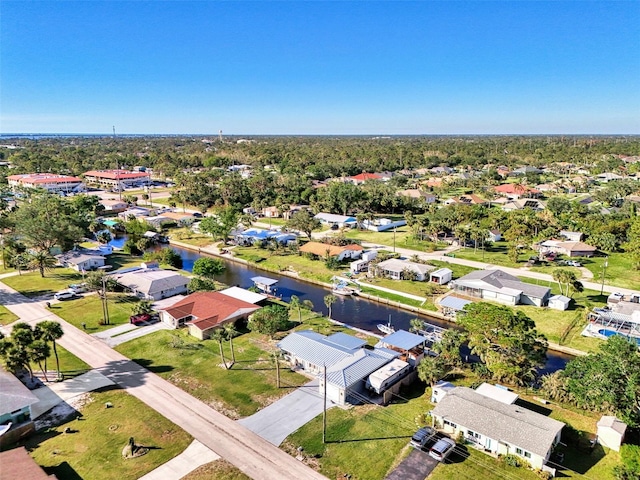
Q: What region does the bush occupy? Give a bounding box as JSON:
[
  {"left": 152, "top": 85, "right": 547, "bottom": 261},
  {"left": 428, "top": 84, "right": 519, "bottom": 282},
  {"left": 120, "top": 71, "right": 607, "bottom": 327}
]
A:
[
  {"left": 613, "top": 444, "right": 640, "bottom": 480},
  {"left": 534, "top": 469, "right": 553, "bottom": 480},
  {"left": 501, "top": 454, "right": 524, "bottom": 468}
]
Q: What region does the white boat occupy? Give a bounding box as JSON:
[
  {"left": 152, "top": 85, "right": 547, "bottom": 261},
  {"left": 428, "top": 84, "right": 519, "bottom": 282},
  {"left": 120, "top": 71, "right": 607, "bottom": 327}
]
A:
[
  {"left": 332, "top": 287, "right": 353, "bottom": 296},
  {"left": 377, "top": 317, "right": 395, "bottom": 335},
  {"left": 0, "top": 422, "right": 12, "bottom": 437}
]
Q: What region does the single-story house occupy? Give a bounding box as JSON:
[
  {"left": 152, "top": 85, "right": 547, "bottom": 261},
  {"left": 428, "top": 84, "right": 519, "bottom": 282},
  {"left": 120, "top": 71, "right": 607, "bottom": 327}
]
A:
[
  {"left": 493, "top": 184, "right": 540, "bottom": 199},
  {"left": 262, "top": 206, "right": 280, "bottom": 218},
  {"left": 396, "top": 189, "right": 438, "bottom": 204},
  {"left": 158, "top": 211, "right": 197, "bottom": 226},
  {"left": 450, "top": 269, "right": 550, "bottom": 307},
  {"left": 160, "top": 291, "right": 260, "bottom": 340},
  {"left": 596, "top": 416, "right": 627, "bottom": 452},
  {"left": 444, "top": 194, "right": 487, "bottom": 206},
  {"left": 431, "top": 386, "right": 565, "bottom": 470},
  {"left": 374, "top": 258, "right": 434, "bottom": 281},
  {"left": 56, "top": 250, "right": 106, "bottom": 272},
  {"left": 235, "top": 228, "right": 297, "bottom": 246},
  {"left": 99, "top": 199, "right": 129, "bottom": 213},
  {"left": 431, "top": 380, "right": 456, "bottom": 403},
  {"left": 430, "top": 268, "right": 452, "bottom": 285},
  {"left": 0, "top": 368, "right": 39, "bottom": 448},
  {"left": 488, "top": 230, "right": 502, "bottom": 242},
  {"left": 118, "top": 206, "right": 156, "bottom": 219},
  {"left": 438, "top": 295, "right": 472, "bottom": 319},
  {"left": 314, "top": 213, "right": 357, "bottom": 228},
  {"left": 501, "top": 198, "right": 546, "bottom": 212},
  {"left": 360, "top": 218, "right": 407, "bottom": 232},
  {"left": 277, "top": 330, "right": 399, "bottom": 405},
  {"left": 299, "top": 241, "right": 363, "bottom": 261},
  {"left": 548, "top": 295, "right": 572, "bottom": 311},
  {"left": 114, "top": 266, "right": 189, "bottom": 300},
  {"left": 348, "top": 172, "right": 385, "bottom": 185},
  {"left": 538, "top": 240, "right": 597, "bottom": 258}
]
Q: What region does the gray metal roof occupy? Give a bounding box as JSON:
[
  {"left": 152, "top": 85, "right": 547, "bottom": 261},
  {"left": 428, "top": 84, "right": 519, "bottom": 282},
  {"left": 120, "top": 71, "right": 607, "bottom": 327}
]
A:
[
  {"left": 439, "top": 296, "right": 472, "bottom": 311},
  {"left": 115, "top": 269, "right": 189, "bottom": 295},
  {"left": 431, "top": 387, "right": 564, "bottom": 458},
  {"left": 277, "top": 331, "right": 354, "bottom": 367},
  {"left": 326, "top": 350, "right": 391, "bottom": 388},
  {"left": 327, "top": 332, "right": 367, "bottom": 350},
  {"left": 455, "top": 269, "right": 550, "bottom": 299},
  {"left": 381, "top": 330, "right": 426, "bottom": 350},
  {"left": 251, "top": 276, "right": 279, "bottom": 286},
  {"left": 0, "top": 368, "right": 40, "bottom": 415}
]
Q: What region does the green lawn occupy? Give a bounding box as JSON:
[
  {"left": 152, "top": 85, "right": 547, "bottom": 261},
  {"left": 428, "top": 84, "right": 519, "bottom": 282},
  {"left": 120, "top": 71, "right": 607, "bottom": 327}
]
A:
[
  {"left": 169, "top": 228, "right": 216, "bottom": 248},
  {"left": 452, "top": 241, "right": 539, "bottom": 268},
  {"left": 25, "top": 389, "right": 192, "bottom": 480},
  {"left": 115, "top": 328, "right": 308, "bottom": 418},
  {"left": 286, "top": 382, "right": 432, "bottom": 480},
  {"left": 106, "top": 252, "right": 147, "bottom": 271},
  {"left": 0, "top": 304, "right": 19, "bottom": 325},
  {"left": 28, "top": 343, "right": 92, "bottom": 379},
  {"left": 581, "top": 253, "right": 640, "bottom": 291},
  {"left": 2, "top": 268, "right": 83, "bottom": 298},
  {"left": 53, "top": 294, "right": 140, "bottom": 332}
]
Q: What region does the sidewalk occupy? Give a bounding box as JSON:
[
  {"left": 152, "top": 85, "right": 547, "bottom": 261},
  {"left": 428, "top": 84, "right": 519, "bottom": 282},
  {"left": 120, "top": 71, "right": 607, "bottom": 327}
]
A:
[{"left": 139, "top": 440, "right": 220, "bottom": 480}]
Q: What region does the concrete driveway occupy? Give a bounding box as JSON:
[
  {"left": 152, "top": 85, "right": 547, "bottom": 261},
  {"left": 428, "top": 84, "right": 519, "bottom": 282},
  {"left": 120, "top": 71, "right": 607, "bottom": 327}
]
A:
[
  {"left": 238, "top": 378, "right": 336, "bottom": 446},
  {"left": 385, "top": 448, "right": 439, "bottom": 480},
  {"left": 31, "top": 370, "right": 115, "bottom": 418}
]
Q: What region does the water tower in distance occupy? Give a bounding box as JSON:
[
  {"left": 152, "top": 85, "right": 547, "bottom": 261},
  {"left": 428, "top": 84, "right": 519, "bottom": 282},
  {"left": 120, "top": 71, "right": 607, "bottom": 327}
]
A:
[{"left": 218, "top": 130, "right": 223, "bottom": 142}]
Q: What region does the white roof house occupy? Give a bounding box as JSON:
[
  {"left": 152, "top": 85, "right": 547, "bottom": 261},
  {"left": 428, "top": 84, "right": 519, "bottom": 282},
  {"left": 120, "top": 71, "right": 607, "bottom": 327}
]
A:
[
  {"left": 451, "top": 269, "right": 550, "bottom": 307},
  {"left": 549, "top": 295, "right": 572, "bottom": 311},
  {"left": 431, "top": 387, "right": 565, "bottom": 470},
  {"left": 314, "top": 213, "right": 357, "bottom": 227},
  {"left": 114, "top": 267, "right": 189, "bottom": 300},
  {"left": 56, "top": 250, "right": 106, "bottom": 272},
  {"left": 277, "top": 330, "right": 399, "bottom": 405},
  {"left": 374, "top": 258, "right": 434, "bottom": 281},
  {"left": 218, "top": 286, "right": 267, "bottom": 304}
]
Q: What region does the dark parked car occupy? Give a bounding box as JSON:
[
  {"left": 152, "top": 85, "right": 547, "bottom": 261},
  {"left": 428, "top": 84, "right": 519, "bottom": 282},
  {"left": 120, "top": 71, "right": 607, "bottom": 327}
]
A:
[
  {"left": 410, "top": 427, "right": 436, "bottom": 450},
  {"left": 130, "top": 313, "right": 151, "bottom": 325}
]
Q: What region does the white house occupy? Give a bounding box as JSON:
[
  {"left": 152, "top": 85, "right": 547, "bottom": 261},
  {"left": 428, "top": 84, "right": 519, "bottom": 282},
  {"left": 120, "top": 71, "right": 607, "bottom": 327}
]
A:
[
  {"left": 314, "top": 213, "right": 357, "bottom": 228},
  {"left": 277, "top": 330, "right": 399, "bottom": 405},
  {"left": 450, "top": 269, "right": 550, "bottom": 307},
  {"left": 431, "top": 386, "right": 565, "bottom": 470},
  {"left": 56, "top": 250, "right": 106, "bottom": 272},
  {"left": 374, "top": 258, "right": 434, "bottom": 281},
  {"left": 114, "top": 266, "right": 189, "bottom": 300},
  {"left": 0, "top": 368, "right": 39, "bottom": 448}
]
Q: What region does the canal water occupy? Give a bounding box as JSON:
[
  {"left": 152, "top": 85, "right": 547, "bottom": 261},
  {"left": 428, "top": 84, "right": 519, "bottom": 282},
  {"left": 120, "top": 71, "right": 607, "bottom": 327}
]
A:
[{"left": 109, "top": 236, "right": 571, "bottom": 374}]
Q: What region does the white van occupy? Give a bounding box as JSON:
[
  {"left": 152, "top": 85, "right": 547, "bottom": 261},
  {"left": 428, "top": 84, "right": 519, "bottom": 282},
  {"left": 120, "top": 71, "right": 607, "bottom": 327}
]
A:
[{"left": 54, "top": 290, "right": 76, "bottom": 301}]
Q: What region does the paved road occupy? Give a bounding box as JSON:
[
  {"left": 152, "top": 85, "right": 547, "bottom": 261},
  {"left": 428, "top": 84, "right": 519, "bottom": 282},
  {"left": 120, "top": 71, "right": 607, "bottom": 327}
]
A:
[
  {"left": 0, "top": 282, "right": 327, "bottom": 480},
  {"left": 238, "top": 379, "right": 336, "bottom": 446}
]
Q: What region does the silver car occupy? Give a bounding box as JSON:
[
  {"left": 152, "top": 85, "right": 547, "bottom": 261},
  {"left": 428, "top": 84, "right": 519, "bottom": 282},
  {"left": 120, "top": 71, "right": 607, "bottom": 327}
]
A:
[{"left": 429, "top": 437, "right": 456, "bottom": 461}]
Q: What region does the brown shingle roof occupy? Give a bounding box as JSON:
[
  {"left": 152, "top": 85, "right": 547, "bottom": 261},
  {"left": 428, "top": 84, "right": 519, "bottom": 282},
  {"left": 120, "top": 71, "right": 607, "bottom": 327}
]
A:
[
  {"left": 299, "top": 242, "right": 362, "bottom": 257},
  {"left": 164, "top": 291, "right": 260, "bottom": 328}
]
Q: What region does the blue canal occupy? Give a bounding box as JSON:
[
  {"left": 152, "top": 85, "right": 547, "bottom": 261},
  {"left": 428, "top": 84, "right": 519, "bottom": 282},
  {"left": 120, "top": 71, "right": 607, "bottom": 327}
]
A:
[{"left": 109, "top": 236, "right": 572, "bottom": 374}]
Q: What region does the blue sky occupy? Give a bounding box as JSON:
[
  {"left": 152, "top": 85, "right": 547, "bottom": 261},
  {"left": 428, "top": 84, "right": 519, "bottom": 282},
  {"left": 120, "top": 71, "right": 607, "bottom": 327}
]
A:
[{"left": 1, "top": 1, "right": 639, "bottom": 134}]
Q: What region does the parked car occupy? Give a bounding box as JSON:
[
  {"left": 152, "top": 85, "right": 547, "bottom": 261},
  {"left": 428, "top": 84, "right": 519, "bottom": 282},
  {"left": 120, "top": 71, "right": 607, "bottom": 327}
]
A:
[
  {"left": 130, "top": 313, "right": 152, "bottom": 325},
  {"left": 410, "top": 427, "right": 436, "bottom": 450},
  {"left": 68, "top": 283, "right": 88, "bottom": 294},
  {"left": 429, "top": 437, "right": 456, "bottom": 462},
  {"left": 54, "top": 290, "right": 76, "bottom": 301},
  {"left": 567, "top": 261, "right": 582, "bottom": 267}
]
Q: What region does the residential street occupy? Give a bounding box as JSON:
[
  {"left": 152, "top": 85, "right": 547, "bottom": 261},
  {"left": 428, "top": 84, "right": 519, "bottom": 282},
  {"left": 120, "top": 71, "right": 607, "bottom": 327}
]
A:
[{"left": 0, "top": 281, "right": 327, "bottom": 480}]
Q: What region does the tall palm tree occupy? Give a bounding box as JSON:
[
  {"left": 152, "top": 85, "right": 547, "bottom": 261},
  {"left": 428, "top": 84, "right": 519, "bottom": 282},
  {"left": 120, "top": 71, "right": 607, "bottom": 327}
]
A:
[
  {"left": 28, "top": 250, "right": 57, "bottom": 278},
  {"left": 324, "top": 294, "right": 337, "bottom": 319},
  {"left": 29, "top": 339, "right": 51, "bottom": 382},
  {"left": 36, "top": 321, "right": 64, "bottom": 380},
  {"left": 410, "top": 318, "right": 423, "bottom": 334},
  {"left": 289, "top": 295, "right": 302, "bottom": 323},
  {"left": 211, "top": 329, "right": 228, "bottom": 369},
  {"left": 223, "top": 323, "right": 239, "bottom": 365}
]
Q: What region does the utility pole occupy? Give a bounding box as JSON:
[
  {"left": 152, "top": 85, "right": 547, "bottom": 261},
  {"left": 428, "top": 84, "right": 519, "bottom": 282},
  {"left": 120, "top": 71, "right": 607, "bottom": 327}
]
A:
[
  {"left": 322, "top": 364, "right": 327, "bottom": 444},
  {"left": 274, "top": 352, "right": 280, "bottom": 388},
  {"left": 102, "top": 275, "right": 111, "bottom": 325},
  {"left": 393, "top": 225, "right": 396, "bottom": 253},
  {"left": 600, "top": 257, "right": 609, "bottom": 296}
]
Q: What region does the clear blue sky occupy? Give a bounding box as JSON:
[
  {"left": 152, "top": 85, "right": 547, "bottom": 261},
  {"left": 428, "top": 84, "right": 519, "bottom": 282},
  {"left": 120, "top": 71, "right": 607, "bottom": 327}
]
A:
[{"left": 1, "top": 1, "right": 639, "bottom": 135}]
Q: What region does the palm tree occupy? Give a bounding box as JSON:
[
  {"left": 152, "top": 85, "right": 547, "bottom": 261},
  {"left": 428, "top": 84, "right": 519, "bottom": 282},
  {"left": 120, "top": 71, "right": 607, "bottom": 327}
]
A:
[
  {"left": 28, "top": 250, "right": 57, "bottom": 278},
  {"left": 324, "top": 294, "right": 337, "bottom": 319},
  {"left": 131, "top": 300, "right": 154, "bottom": 316},
  {"left": 211, "top": 329, "right": 228, "bottom": 369},
  {"left": 36, "top": 321, "right": 64, "bottom": 380},
  {"left": 29, "top": 339, "right": 51, "bottom": 382},
  {"left": 417, "top": 356, "right": 447, "bottom": 388},
  {"left": 289, "top": 295, "right": 302, "bottom": 323},
  {"left": 410, "top": 318, "right": 423, "bottom": 334},
  {"left": 224, "top": 323, "right": 239, "bottom": 365},
  {"left": 302, "top": 299, "right": 314, "bottom": 314}
]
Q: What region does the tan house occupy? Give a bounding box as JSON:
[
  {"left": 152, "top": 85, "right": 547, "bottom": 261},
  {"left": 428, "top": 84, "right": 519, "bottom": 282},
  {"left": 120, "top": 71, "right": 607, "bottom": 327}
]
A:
[{"left": 539, "top": 240, "right": 597, "bottom": 258}]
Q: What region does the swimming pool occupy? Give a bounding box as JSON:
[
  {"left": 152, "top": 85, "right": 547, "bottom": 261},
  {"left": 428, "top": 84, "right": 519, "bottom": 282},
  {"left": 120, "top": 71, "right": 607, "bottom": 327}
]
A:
[{"left": 598, "top": 329, "right": 640, "bottom": 346}]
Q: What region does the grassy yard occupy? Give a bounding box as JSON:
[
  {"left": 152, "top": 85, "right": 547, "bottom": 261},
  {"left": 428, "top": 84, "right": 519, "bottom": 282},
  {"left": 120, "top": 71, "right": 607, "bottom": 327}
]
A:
[
  {"left": 105, "top": 252, "right": 147, "bottom": 271},
  {"left": 580, "top": 252, "right": 640, "bottom": 291},
  {"left": 169, "top": 228, "right": 216, "bottom": 248},
  {"left": 2, "top": 268, "right": 83, "bottom": 298},
  {"left": 0, "top": 304, "right": 19, "bottom": 325},
  {"left": 452, "top": 241, "right": 539, "bottom": 268},
  {"left": 53, "top": 294, "right": 140, "bottom": 333},
  {"left": 286, "top": 382, "right": 432, "bottom": 480},
  {"left": 25, "top": 389, "right": 192, "bottom": 480},
  {"left": 182, "top": 460, "right": 250, "bottom": 480},
  {"left": 115, "top": 328, "right": 308, "bottom": 418}
]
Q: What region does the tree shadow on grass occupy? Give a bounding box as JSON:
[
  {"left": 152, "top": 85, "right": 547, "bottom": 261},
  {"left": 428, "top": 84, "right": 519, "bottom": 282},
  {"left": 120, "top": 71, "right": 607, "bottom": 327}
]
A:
[
  {"left": 326, "top": 434, "right": 410, "bottom": 444},
  {"left": 131, "top": 358, "right": 174, "bottom": 374},
  {"left": 43, "top": 461, "right": 83, "bottom": 480},
  {"left": 514, "top": 398, "right": 552, "bottom": 416}
]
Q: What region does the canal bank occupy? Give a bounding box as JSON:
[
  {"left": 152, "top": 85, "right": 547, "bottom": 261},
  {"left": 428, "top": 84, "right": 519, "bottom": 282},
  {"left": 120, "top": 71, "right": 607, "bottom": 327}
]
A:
[{"left": 167, "top": 239, "right": 579, "bottom": 366}]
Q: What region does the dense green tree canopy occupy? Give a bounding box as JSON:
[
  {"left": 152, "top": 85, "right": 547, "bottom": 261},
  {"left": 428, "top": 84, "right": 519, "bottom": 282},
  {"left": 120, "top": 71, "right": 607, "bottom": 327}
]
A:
[{"left": 458, "top": 303, "right": 547, "bottom": 385}]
